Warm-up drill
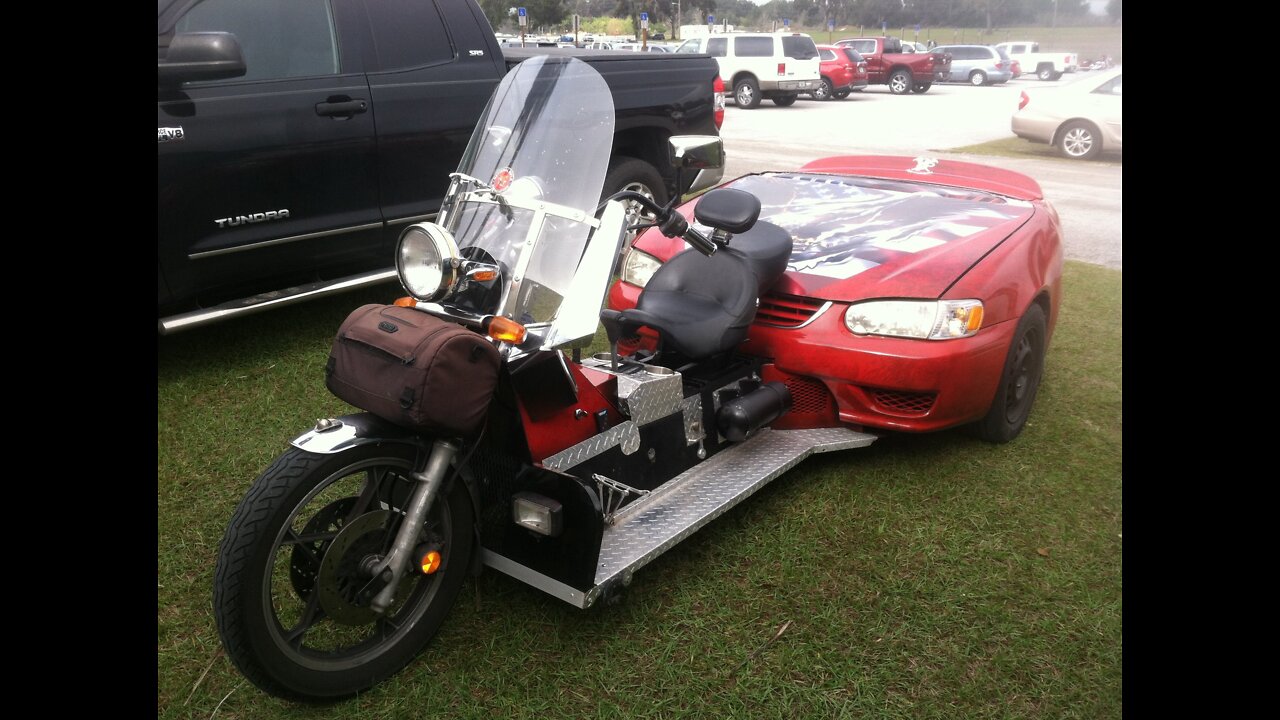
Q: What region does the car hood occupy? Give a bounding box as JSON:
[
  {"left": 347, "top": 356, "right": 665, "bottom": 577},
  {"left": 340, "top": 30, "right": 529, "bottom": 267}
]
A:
[{"left": 634, "top": 163, "right": 1038, "bottom": 301}]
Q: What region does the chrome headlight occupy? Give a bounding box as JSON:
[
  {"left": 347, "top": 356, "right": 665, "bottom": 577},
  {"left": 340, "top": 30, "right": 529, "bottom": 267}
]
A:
[
  {"left": 396, "top": 223, "right": 460, "bottom": 301},
  {"left": 844, "top": 300, "right": 984, "bottom": 340},
  {"left": 621, "top": 248, "right": 662, "bottom": 288}
]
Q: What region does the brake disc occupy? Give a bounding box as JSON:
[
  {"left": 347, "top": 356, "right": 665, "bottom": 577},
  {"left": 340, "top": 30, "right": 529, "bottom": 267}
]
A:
[
  {"left": 316, "top": 509, "right": 394, "bottom": 626},
  {"left": 288, "top": 497, "right": 357, "bottom": 598}
]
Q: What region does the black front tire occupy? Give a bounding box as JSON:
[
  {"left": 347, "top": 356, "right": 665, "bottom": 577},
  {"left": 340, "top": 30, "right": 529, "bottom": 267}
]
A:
[
  {"left": 888, "top": 69, "right": 913, "bottom": 94},
  {"left": 214, "top": 443, "right": 474, "bottom": 701},
  {"left": 911, "top": 81, "right": 932, "bottom": 93},
  {"left": 734, "top": 77, "right": 761, "bottom": 108},
  {"left": 1056, "top": 120, "right": 1103, "bottom": 160},
  {"left": 972, "top": 303, "right": 1047, "bottom": 443}
]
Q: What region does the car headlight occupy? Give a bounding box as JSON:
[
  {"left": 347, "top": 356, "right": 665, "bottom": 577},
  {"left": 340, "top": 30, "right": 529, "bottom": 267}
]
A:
[
  {"left": 621, "top": 247, "right": 662, "bottom": 288},
  {"left": 397, "top": 222, "right": 460, "bottom": 301},
  {"left": 843, "top": 299, "right": 984, "bottom": 340}
]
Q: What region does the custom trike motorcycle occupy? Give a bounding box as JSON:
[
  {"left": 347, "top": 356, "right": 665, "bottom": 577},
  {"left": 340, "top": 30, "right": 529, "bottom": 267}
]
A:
[{"left": 213, "top": 56, "right": 876, "bottom": 701}]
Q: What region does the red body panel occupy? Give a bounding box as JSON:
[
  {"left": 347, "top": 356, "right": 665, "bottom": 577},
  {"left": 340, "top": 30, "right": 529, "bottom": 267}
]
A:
[
  {"left": 609, "top": 155, "right": 1063, "bottom": 434},
  {"left": 799, "top": 156, "right": 1044, "bottom": 201},
  {"left": 515, "top": 357, "right": 624, "bottom": 463}
]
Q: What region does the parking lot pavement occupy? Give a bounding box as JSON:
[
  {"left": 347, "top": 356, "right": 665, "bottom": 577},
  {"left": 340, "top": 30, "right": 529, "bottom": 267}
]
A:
[{"left": 717, "top": 81, "right": 1121, "bottom": 270}]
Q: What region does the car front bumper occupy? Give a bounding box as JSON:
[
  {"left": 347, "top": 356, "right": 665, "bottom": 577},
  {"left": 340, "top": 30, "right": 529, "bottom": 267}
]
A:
[{"left": 609, "top": 280, "right": 1017, "bottom": 433}]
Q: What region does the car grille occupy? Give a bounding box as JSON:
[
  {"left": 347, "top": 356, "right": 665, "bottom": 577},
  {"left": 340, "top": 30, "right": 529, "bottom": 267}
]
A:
[
  {"left": 783, "top": 374, "right": 834, "bottom": 414},
  {"left": 755, "top": 294, "right": 829, "bottom": 328},
  {"left": 870, "top": 389, "right": 936, "bottom": 416}
]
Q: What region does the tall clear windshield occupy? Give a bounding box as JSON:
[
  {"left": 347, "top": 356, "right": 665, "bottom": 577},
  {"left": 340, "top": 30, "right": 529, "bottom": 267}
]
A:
[{"left": 442, "top": 56, "right": 615, "bottom": 330}]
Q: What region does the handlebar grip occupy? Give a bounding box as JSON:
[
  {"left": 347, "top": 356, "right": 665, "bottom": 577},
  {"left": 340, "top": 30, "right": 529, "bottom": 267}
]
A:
[{"left": 683, "top": 227, "right": 717, "bottom": 256}]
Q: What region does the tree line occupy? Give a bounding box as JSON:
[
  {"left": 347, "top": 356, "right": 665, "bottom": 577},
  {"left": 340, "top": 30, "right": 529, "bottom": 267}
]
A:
[{"left": 478, "top": 0, "right": 1120, "bottom": 35}]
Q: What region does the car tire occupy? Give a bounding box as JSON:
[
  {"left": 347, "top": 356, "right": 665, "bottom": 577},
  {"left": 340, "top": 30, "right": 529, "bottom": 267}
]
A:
[
  {"left": 888, "top": 68, "right": 912, "bottom": 94},
  {"left": 911, "top": 82, "right": 931, "bottom": 93},
  {"left": 812, "top": 78, "right": 833, "bottom": 101},
  {"left": 602, "top": 156, "right": 670, "bottom": 248},
  {"left": 969, "top": 70, "right": 987, "bottom": 86},
  {"left": 772, "top": 93, "right": 798, "bottom": 107},
  {"left": 1036, "top": 65, "right": 1055, "bottom": 81},
  {"left": 734, "top": 77, "right": 761, "bottom": 109},
  {"left": 832, "top": 89, "right": 851, "bottom": 100},
  {"left": 971, "top": 303, "right": 1047, "bottom": 443},
  {"left": 1056, "top": 120, "right": 1102, "bottom": 160}
]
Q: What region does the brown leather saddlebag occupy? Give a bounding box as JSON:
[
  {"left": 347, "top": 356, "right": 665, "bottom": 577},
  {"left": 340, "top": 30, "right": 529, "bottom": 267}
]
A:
[{"left": 325, "top": 304, "right": 500, "bottom": 436}]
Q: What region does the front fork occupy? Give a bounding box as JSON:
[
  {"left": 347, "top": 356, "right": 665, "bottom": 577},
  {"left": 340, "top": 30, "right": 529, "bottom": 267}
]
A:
[{"left": 369, "top": 437, "right": 460, "bottom": 614}]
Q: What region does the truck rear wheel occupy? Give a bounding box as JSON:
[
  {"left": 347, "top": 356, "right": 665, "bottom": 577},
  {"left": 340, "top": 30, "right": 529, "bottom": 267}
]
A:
[
  {"left": 1037, "top": 64, "right": 1055, "bottom": 81},
  {"left": 888, "top": 69, "right": 912, "bottom": 94},
  {"left": 603, "top": 156, "right": 669, "bottom": 248},
  {"left": 772, "top": 94, "right": 798, "bottom": 107}
]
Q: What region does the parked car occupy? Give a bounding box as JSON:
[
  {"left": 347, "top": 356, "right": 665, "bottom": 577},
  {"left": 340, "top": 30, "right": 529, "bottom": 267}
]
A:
[
  {"left": 609, "top": 154, "right": 1064, "bottom": 442},
  {"left": 933, "top": 44, "right": 1013, "bottom": 85},
  {"left": 675, "top": 32, "right": 821, "bottom": 108},
  {"left": 810, "top": 45, "right": 869, "bottom": 100},
  {"left": 1011, "top": 67, "right": 1122, "bottom": 160},
  {"left": 615, "top": 42, "right": 672, "bottom": 52},
  {"left": 994, "top": 41, "right": 1078, "bottom": 81},
  {"left": 834, "top": 36, "right": 947, "bottom": 94},
  {"left": 583, "top": 41, "right": 615, "bottom": 50}
]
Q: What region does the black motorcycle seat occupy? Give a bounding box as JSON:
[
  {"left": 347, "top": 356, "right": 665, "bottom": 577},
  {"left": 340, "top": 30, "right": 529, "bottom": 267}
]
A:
[
  {"left": 613, "top": 246, "right": 758, "bottom": 360},
  {"left": 723, "top": 220, "right": 794, "bottom": 294}
]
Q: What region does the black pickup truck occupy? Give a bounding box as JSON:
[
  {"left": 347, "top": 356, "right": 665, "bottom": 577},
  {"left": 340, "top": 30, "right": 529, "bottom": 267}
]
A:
[{"left": 157, "top": 0, "right": 724, "bottom": 334}]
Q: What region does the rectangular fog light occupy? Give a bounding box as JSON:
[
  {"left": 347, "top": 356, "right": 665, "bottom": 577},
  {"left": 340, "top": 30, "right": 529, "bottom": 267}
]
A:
[{"left": 512, "top": 491, "right": 564, "bottom": 537}]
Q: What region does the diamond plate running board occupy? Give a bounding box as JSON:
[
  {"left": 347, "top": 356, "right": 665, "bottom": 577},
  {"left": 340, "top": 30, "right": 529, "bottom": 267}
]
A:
[{"left": 592, "top": 427, "right": 876, "bottom": 595}]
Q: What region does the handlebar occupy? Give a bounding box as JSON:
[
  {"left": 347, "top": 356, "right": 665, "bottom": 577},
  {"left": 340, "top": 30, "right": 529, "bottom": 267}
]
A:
[{"left": 603, "top": 190, "right": 717, "bottom": 256}]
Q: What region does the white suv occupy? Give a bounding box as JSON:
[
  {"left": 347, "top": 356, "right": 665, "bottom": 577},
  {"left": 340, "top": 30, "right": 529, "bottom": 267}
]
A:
[{"left": 675, "top": 33, "right": 821, "bottom": 108}]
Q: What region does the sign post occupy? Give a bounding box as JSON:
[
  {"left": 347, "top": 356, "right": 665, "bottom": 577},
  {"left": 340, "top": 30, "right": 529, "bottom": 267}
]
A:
[
  {"left": 574, "top": 13, "right": 580, "bottom": 46},
  {"left": 707, "top": 14, "right": 714, "bottom": 34},
  {"left": 518, "top": 7, "right": 527, "bottom": 47},
  {"left": 640, "top": 11, "right": 648, "bottom": 49}
]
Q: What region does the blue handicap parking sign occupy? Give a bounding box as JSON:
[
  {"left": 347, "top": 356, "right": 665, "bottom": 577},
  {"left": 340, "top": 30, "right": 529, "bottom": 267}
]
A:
[
  {"left": 518, "top": 7, "right": 526, "bottom": 16},
  {"left": 641, "top": 12, "right": 648, "bottom": 21}
]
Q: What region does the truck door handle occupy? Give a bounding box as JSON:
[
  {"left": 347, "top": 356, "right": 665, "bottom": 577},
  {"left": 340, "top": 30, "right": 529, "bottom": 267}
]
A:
[{"left": 315, "top": 98, "right": 368, "bottom": 118}]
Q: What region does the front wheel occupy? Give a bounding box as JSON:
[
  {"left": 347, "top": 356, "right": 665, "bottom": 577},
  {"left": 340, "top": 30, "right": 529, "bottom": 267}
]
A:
[
  {"left": 971, "top": 303, "right": 1047, "bottom": 443},
  {"left": 1057, "top": 120, "right": 1102, "bottom": 160},
  {"left": 734, "top": 77, "right": 761, "bottom": 108},
  {"left": 888, "top": 69, "right": 913, "bottom": 94},
  {"left": 213, "top": 443, "right": 474, "bottom": 701},
  {"left": 969, "top": 70, "right": 987, "bottom": 86}
]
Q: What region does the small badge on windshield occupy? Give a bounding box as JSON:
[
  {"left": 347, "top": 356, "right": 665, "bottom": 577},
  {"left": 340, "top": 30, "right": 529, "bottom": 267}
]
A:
[{"left": 492, "top": 167, "right": 514, "bottom": 192}]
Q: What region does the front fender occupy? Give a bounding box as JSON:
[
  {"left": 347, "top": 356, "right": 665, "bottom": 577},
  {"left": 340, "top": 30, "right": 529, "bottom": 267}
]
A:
[{"left": 290, "top": 413, "right": 430, "bottom": 455}]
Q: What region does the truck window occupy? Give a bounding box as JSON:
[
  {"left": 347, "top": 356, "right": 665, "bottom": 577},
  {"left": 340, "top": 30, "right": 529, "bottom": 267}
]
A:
[
  {"left": 175, "top": 0, "right": 339, "bottom": 81},
  {"left": 363, "top": 0, "right": 454, "bottom": 70},
  {"left": 734, "top": 36, "right": 773, "bottom": 57},
  {"left": 781, "top": 35, "right": 818, "bottom": 59},
  {"left": 675, "top": 39, "right": 701, "bottom": 53},
  {"left": 706, "top": 37, "right": 727, "bottom": 57},
  {"left": 850, "top": 40, "right": 876, "bottom": 55}
]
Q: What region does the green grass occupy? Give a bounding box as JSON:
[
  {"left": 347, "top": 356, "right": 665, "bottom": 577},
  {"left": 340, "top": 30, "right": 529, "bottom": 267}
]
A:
[
  {"left": 158, "top": 262, "right": 1121, "bottom": 718},
  {"left": 944, "top": 136, "right": 1123, "bottom": 164}
]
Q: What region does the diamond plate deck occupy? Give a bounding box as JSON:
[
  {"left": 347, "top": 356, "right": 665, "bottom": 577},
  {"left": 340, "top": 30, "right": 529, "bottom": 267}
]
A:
[{"left": 594, "top": 427, "right": 876, "bottom": 588}]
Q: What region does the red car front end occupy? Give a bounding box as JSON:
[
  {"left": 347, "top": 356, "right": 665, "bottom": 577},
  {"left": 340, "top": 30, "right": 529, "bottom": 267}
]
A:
[{"left": 607, "top": 156, "right": 1064, "bottom": 435}]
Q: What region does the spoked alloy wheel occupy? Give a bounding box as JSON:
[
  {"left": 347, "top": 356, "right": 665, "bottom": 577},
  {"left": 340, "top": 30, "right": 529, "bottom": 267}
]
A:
[
  {"left": 214, "top": 443, "right": 473, "bottom": 701},
  {"left": 1057, "top": 121, "right": 1101, "bottom": 160},
  {"left": 889, "top": 69, "right": 912, "bottom": 94},
  {"left": 812, "top": 78, "right": 833, "bottom": 100}
]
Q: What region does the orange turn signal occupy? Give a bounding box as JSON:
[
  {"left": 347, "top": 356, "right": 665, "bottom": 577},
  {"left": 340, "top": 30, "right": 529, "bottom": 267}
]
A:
[
  {"left": 965, "top": 305, "right": 984, "bottom": 333},
  {"left": 420, "top": 550, "right": 442, "bottom": 575},
  {"left": 393, "top": 297, "right": 417, "bottom": 308},
  {"left": 487, "top": 316, "right": 527, "bottom": 344},
  {"left": 470, "top": 270, "right": 498, "bottom": 282}
]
